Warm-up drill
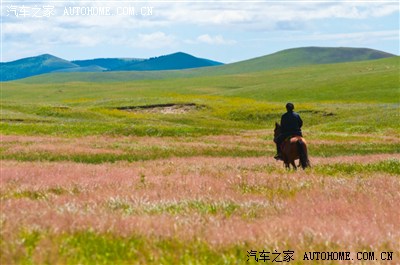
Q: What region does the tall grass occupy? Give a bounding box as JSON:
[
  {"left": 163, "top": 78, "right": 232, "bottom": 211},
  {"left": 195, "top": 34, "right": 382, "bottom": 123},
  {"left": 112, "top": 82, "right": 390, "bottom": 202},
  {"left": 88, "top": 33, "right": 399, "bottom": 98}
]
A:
[{"left": 1, "top": 157, "right": 399, "bottom": 264}]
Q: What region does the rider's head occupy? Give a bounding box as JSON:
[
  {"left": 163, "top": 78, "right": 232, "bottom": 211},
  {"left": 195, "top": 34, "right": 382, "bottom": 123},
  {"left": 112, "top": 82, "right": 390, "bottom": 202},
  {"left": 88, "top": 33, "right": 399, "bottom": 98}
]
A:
[{"left": 286, "top": 103, "right": 294, "bottom": 112}]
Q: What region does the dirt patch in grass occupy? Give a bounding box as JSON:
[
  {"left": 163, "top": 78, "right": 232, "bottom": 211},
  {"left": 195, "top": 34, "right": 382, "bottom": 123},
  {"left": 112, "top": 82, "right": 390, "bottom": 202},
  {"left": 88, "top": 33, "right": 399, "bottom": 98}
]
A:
[
  {"left": 0, "top": 118, "right": 52, "bottom": 123},
  {"left": 116, "top": 103, "right": 205, "bottom": 114}
]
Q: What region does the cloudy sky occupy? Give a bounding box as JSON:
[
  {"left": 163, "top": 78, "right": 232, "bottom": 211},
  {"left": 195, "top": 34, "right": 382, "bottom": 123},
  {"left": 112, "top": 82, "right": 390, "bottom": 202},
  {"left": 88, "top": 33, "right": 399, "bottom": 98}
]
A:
[{"left": 1, "top": 1, "right": 399, "bottom": 63}]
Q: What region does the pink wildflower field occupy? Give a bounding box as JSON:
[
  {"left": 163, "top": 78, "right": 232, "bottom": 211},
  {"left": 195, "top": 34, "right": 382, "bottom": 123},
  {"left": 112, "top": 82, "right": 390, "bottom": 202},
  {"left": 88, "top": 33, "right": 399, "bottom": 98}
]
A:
[{"left": 0, "top": 134, "right": 399, "bottom": 264}]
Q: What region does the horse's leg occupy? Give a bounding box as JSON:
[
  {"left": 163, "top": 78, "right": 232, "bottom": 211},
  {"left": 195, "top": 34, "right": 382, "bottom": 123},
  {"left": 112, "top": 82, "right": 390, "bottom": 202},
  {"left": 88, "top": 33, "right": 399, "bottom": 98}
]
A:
[
  {"left": 291, "top": 161, "right": 297, "bottom": 170},
  {"left": 284, "top": 162, "right": 290, "bottom": 170},
  {"left": 282, "top": 151, "right": 290, "bottom": 170}
]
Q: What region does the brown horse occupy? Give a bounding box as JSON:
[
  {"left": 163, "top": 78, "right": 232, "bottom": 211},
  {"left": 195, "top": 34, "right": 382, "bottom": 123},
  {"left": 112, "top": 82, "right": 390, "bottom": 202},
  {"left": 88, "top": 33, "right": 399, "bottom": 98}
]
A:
[{"left": 274, "top": 123, "right": 310, "bottom": 170}]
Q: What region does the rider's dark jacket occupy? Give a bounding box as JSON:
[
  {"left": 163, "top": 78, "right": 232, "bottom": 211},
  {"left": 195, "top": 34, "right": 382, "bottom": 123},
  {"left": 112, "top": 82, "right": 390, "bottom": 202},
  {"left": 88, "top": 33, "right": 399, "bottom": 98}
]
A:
[{"left": 279, "top": 110, "right": 303, "bottom": 139}]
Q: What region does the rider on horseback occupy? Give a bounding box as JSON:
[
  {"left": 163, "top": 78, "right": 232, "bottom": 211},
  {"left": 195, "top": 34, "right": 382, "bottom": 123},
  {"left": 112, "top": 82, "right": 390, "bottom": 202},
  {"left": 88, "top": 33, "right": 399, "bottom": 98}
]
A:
[{"left": 274, "top": 103, "right": 303, "bottom": 160}]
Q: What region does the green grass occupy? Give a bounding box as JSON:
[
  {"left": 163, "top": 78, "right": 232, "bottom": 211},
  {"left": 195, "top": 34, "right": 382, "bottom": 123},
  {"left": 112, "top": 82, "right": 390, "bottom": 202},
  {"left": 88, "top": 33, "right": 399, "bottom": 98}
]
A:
[
  {"left": 4, "top": 57, "right": 399, "bottom": 102},
  {"left": 313, "top": 159, "right": 400, "bottom": 176},
  {"left": 1, "top": 57, "right": 399, "bottom": 140},
  {"left": 1, "top": 231, "right": 253, "bottom": 265},
  {"left": 238, "top": 181, "right": 307, "bottom": 200},
  {"left": 106, "top": 198, "right": 242, "bottom": 217},
  {"left": 0, "top": 186, "right": 80, "bottom": 201},
  {"left": 1, "top": 141, "right": 398, "bottom": 164},
  {"left": 2, "top": 230, "right": 397, "bottom": 265},
  {"left": 309, "top": 143, "right": 400, "bottom": 157}
]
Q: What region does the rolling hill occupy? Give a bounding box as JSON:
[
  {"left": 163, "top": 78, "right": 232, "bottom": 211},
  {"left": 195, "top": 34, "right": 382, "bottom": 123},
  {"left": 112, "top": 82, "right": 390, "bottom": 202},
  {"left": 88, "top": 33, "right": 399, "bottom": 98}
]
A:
[
  {"left": 72, "top": 58, "right": 145, "bottom": 70},
  {"left": 72, "top": 53, "right": 222, "bottom": 71},
  {"left": 1, "top": 56, "right": 398, "bottom": 137},
  {"left": 188, "top": 46, "right": 396, "bottom": 75},
  {"left": 111, "top": 52, "right": 223, "bottom": 71},
  {"left": 11, "top": 47, "right": 396, "bottom": 83},
  {"left": 52, "top": 65, "right": 107, "bottom": 73},
  {"left": 0, "top": 52, "right": 223, "bottom": 81},
  {"left": 0, "top": 54, "right": 79, "bottom": 81}
]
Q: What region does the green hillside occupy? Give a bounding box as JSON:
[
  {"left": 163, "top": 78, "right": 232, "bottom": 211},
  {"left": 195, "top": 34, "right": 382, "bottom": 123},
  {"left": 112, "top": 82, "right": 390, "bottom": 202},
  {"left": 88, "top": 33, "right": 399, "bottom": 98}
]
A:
[
  {"left": 17, "top": 47, "right": 396, "bottom": 83},
  {"left": 112, "top": 52, "right": 223, "bottom": 71},
  {"left": 52, "top": 65, "right": 107, "bottom": 73},
  {"left": 72, "top": 58, "right": 145, "bottom": 70},
  {"left": 1, "top": 57, "right": 399, "bottom": 138},
  {"left": 202, "top": 46, "right": 396, "bottom": 75},
  {"left": 0, "top": 54, "right": 78, "bottom": 81},
  {"left": 1, "top": 52, "right": 222, "bottom": 81}
]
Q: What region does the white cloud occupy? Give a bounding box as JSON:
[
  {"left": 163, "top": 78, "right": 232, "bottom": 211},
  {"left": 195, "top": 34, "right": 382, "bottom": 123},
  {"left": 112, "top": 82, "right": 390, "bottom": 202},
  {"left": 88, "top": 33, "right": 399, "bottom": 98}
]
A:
[
  {"left": 259, "top": 30, "right": 399, "bottom": 45},
  {"left": 311, "top": 30, "right": 397, "bottom": 42},
  {"left": 196, "top": 34, "right": 236, "bottom": 45},
  {"left": 3, "top": 2, "right": 397, "bottom": 35},
  {"left": 3, "top": 23, "right": 44, "bottom": 34},
  {"left": 1, "top": 1, "right": 398, "bottom": 60},
  {"left": 134, "top": 32, "right": 176, "bottom": 49},
  {"left": 311, "top": 30, "right": 400, "bottom": 44},
  {"left": 369, "top": 3, "right": 400, "bottom": 17},
  {"left": 156, "top": 2, "right": 399, "bottom": 29}
]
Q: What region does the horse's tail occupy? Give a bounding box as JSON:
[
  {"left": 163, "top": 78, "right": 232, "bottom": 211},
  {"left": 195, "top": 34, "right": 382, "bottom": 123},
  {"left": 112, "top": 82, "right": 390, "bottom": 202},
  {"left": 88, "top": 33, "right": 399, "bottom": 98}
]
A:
[{"left": 297, "top": 139, "right": 310, "bottom": 169}]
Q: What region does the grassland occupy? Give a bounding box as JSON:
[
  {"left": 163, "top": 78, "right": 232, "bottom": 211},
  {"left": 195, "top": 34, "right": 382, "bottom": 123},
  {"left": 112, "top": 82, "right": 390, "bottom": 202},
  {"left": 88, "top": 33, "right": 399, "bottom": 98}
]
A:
[
  {"left": 11, "top": 47, "right": 395, "bottom": 83},
  {"left": 1, "top": 57, "right": 399, "bottom": 264},
  {"left": 2, "top": 57, "right": 399, "bottom": 138}
]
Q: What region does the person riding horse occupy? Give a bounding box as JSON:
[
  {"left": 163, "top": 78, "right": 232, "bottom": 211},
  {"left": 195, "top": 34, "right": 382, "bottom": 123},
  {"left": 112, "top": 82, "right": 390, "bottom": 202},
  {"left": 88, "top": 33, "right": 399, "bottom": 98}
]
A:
[{"left": 274, "top": 103, "right": 303, "bottom": 160}]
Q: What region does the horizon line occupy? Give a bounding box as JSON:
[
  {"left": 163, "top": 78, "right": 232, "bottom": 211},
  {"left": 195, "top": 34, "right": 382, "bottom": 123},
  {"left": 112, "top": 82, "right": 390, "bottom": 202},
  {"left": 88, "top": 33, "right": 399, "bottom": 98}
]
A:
[{"left": 1, "top": 46, "right": 399, "bottom": 64}]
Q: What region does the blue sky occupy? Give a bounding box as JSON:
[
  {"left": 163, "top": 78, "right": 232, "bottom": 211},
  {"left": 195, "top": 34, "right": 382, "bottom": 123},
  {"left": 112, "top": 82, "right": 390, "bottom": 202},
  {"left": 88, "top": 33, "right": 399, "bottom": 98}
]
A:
[{"left": 1, "top": 1, "right": 399, "bottom": 63}]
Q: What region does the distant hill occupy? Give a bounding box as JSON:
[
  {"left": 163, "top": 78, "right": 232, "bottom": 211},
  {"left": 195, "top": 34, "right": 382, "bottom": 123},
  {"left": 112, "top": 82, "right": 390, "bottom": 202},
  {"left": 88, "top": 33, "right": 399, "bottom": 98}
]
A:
[
  {"left": 52, "top": 65, "right": 107, "bottom": 73},
  {"left": 4, "top": 47, "right": 396, "bottom": 82},
  {"left": 0, "top": 54, "right": 78, "bottom": 81},
  {"left": 72, "top": 58, "right": 145, "bottom": 70},
  {"left": 112, "top": 52, "right": 223, "bottom": 71},
  {"left": 193, "top": 47, "right": 396, "bottom": 76},
  {"left": 1, "top": 52, "right": 223, "bottom": 81}
]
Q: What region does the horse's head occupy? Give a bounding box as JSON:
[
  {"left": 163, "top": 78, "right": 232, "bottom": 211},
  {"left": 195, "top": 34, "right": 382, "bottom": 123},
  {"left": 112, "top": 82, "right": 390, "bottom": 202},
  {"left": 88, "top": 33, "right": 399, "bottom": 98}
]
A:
[{"left": 274, "top": 122, "right": 281, "bottom": 138}]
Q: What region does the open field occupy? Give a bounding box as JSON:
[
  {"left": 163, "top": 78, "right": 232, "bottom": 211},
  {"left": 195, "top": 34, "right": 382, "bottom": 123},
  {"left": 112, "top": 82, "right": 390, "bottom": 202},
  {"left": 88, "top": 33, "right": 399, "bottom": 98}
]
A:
[
  {"left": 1, "top": 153, "right": 399, "bottom": 264},
  {"left": 2, "top": 58, "right": 399, "bottom": 138},
  {"left": 1, "top": 58, "right": 400, "bottom": 264}
]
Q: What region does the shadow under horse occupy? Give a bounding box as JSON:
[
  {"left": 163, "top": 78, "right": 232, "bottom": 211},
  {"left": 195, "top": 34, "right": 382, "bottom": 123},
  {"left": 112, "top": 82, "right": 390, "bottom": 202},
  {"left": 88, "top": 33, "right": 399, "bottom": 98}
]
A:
[{"left": 274, "top": 123, "right": 311, "bottom": 170}]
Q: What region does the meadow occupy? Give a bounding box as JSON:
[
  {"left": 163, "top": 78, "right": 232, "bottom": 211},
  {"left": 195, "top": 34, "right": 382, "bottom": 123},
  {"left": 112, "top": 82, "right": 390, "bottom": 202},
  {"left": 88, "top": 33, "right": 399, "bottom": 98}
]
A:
[{"left": 1, "top": 57, "right": 399, "bottom": 264}]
